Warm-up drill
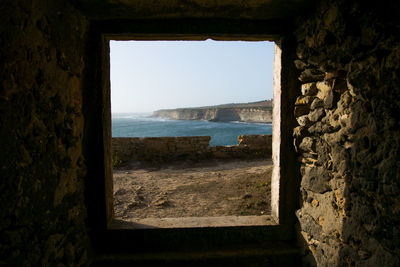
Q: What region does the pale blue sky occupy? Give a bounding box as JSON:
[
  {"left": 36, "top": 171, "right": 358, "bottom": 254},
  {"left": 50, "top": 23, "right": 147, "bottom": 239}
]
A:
[{"left": 110, "top": 40, "right": 274, "bottom": 113}]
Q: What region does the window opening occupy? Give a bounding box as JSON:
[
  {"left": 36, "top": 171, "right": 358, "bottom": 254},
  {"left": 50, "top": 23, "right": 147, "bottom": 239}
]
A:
[{"left": 109, "top": 40, "right": 276, "bottom": 228}]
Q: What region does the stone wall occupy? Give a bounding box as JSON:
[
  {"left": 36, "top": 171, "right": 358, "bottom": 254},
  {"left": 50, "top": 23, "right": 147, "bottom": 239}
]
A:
[
  {"left": 2, "top": 0, "right": 400, "bottom": 265},
  {"left": 211, "top": 134, "right": 272, "bottom": 159},
  {"left": 112, "top": 135, "right": 272, "bottom": 164},
  {"left": 293, "top": 1, "right": 400, "bottom": 266},
  {"left": 0, "top": 0, "right": 89, "bottom": 265},
  {"left": 112, "top": 136, "right": 211, "bottom": 164}
]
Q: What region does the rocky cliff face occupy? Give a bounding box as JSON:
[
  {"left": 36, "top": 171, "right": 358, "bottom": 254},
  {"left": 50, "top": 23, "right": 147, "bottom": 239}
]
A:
[{"left": 153, "top": 107, "right": 272, "bottom": 123}]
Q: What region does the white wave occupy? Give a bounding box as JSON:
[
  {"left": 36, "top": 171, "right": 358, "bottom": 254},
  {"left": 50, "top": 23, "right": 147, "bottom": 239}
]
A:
[
  {"left": 112, "top": 112, "right": 152, "bottom": 119},
  {"left": 144, "top": 117, "right": 173, "bottom": 122},
  {"left": 112, "top": 113, "right": 181, "bottom": 123},
  {"left": 230, "top": 121, "right": 272, "bottom": 125}
]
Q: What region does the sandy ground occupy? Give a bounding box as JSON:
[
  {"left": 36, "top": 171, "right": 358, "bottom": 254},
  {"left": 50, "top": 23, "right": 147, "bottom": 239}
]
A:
[{"left": 113, "top": 158, "right": 272, "bottom": 220}]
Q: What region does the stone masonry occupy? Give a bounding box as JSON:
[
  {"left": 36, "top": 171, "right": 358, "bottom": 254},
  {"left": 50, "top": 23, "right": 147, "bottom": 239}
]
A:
[
  {"left": 0, "top": 0, "right": 89, "bottom": 265},
  {"left": 112, "top": 135, "right": 272, "bottom": 164},
  {"left": 1, "top": 0, "right": 400, "bottom": 266},
  {"left": 293, "top": 0, "right": 400, "bottom": 266}
]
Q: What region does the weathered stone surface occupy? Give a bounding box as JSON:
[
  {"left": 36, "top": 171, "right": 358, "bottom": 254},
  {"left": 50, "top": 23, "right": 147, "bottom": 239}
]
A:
[
  {"left": 310, "top": 98, "right": 324, "bottom": 110},
  {"left": 112, "top": 135, "right": 272, "bottom": 164},
  {"left": 299, "top": 137, "right": 315, "bottom": 152},
  {"left": 316, "top": 81, "right": 333, "bottom": 99},
  {"left": 316, "top": 80, "right": 335, "bottom": 108},
  {"left": 308, "top": 53, "right": 327, "bottom": 67},
  {"left": 296, "top": 115, "right": 312, "bottom": 127},
  {"left": 299, "top": 68, "right": 325, "bottom": 82},
  {"left": 295, "top": 105, "right": 310, "bottom": 117},
  {"left": 323, "top": 88, "right": 334, "bottom": 109},
  {"left": 238, "top": 134, "right": 272, "bottom": 149},
  {"left": 307, "top": 121, "right": 323, "bottom": 134},
  {"left": 325, "top": 70, "right": 347, "bottom": 80},
  {"left": 2, "top": 0, "right": 400, "bottom": 266},
  {"left": 308, "top": 108, "right": 325, "bottom": 122},
  {"left": 333, "top": 78, "right": 348, "bottom": 94},
  {"left": 295, "top": 96, "right": 316, "bottom": 118},
  {"left": 295, "top": 59, "right": 309, "bottom": 70},
  {"left": 296, "top": 211, "right": 323, "bottom": 241},
  {"left": 315, "top": 141, "right": 330, "bottom": 167},
  {"left": 294, "top": 1, "right": 400, "bottom": 266},
  {"left": 0, "top": 0, "right": 89, "bottom": 265},
  {"left": 301, "top": 166, "right": 331, "bottom": 193},
  {"left": 296, "top": 43, "right": 314, "bottom": 60},
  {"left": 293, "top": 125, "right": 309, "bottom": 138},
  {"left": 295, "top": 95, "right": 316, "bottom": 106},
  {"left": 301, "top": 83, "right": 318, "bottom": 96}
]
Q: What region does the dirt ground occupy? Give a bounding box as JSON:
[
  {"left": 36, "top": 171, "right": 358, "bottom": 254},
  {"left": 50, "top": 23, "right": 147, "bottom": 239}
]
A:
[{"left": 113, "top": 158, "right": 272, "bottom": 220}]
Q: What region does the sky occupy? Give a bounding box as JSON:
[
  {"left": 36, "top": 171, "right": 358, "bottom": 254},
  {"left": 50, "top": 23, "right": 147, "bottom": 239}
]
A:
[{"left": 110, "top": 40, "right": 275, "bottom": 113}]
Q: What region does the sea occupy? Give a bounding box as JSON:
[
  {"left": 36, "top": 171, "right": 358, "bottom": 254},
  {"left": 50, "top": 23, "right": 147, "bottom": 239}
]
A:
[{"left": 112, "top": 113, "right": 273, "bottom": 146}]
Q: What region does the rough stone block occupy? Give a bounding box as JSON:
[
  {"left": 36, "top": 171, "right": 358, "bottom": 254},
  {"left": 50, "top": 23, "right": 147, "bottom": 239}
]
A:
[
  {"left": 296, "top": 211, "right": 323, "bottom": 241},
  {"left": 325, "top": 70, "right": 347, "bottom": 80},
  {"left": 299, "top": 68, "right": 325, "bottom": 82},
  {"left": 295, "top": 59, "right": 309, "bottom": 70},
  {"left": 301, "top": 165, "right": 331, "bottom": 193},
  {"left": 323, "top": 88, "right": 334, "bottom": 109},
  {"left": 316, "top": 140, "right": 330, "bottom": 166},
  {"left": 301, "top": 83, "right": 318, "bottom": 96},
  {"left": 293, "top": 125, "right": 309, "bottom": 138},
  {"left": 310, "top": 98, "right": 324, "bottom": 110},
  {"left": 316, "top": 81, "right": 333, "bottom": 99},
  {"left": 333, "top": 78, "right": 348, "bottom": 94},
  {"left": 308, "top": 108, "right": 325, "bottom": 122},
  {"left": 308, "top": 53, "right": 326, "bottom": 66},
  {"left": 295, "top": 105, "right": 310, "bottom": 117},
  {"left": 308, "top": 121, "right": 323, "bottom": 134},
  {"left": 296, "top": 95, "right": 316, "bottom": 106},
  {"left": 297, "top": 115, "right": 312, "bottom": 126},
  {"left": 296, "top": 43, "right": 314, "bottom": 60},
  {"left": 299, "top": 137, "right": 316, "bottom": 152}
]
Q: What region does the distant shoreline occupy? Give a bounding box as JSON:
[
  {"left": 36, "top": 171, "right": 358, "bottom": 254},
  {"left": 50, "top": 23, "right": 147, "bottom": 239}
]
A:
[
  {"left": 151, "top": 100, "right": 273, "bottom": 123},
  {"left": 111, "top": 114, "right": 272, "bottom": 146}
]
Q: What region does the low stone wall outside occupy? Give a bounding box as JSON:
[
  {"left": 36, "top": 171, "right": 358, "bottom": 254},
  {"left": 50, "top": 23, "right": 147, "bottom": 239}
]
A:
[{"left": 112, "top": 135, "right": 272, "bottom": 165}]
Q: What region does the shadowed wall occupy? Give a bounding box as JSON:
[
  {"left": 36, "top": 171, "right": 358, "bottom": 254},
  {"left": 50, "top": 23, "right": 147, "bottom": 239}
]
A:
[{"left": 1, "top": 0, "right": 400, "bottom": 266}]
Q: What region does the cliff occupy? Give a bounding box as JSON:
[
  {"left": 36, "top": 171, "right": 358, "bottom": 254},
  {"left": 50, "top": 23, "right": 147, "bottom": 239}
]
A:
[{"left": 152, "top": 100, "right": 273, "bottom": 123}]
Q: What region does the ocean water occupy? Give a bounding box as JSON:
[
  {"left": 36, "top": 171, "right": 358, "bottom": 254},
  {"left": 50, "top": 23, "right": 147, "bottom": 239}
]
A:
[{"left": 112, "top": 113, "right": 273, "bottom": 146}]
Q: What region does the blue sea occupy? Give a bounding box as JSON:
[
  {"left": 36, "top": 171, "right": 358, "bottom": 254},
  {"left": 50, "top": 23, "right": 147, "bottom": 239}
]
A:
[{"left": 112, "top": 113, "right": 272, "bottom": 146}]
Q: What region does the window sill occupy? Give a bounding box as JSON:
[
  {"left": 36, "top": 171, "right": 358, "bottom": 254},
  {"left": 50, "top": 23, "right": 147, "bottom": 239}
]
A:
[{"left": 110, "top": 215, "right": 277, "bottom": 229}]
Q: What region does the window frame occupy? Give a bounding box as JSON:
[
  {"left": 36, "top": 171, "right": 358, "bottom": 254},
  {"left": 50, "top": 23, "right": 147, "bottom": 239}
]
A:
[{"left": 83, "top": 19, "right": 300, "bottom": 254}]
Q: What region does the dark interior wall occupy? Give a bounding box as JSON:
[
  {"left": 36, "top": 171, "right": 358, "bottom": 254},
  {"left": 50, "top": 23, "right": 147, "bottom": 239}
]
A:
[
  {"left": 1, "top": 0, "right": 400, "bottom": 266},
  {"left": 0, "top": 0, "right": 89, "bottom": 265},
  {"left": 293, "top": 0, "right": 400, "bottom": 265}
]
